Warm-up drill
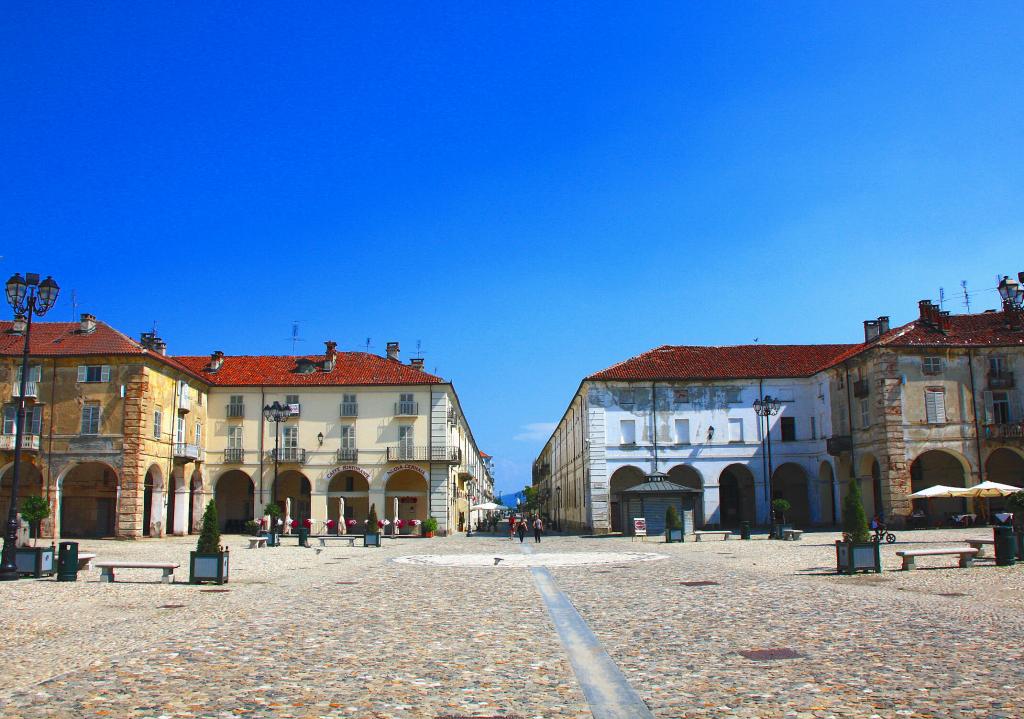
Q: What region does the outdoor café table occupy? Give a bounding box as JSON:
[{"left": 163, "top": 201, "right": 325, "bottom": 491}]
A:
[
  {"left": 994, "top": 512, "right": 1014, "bottom": 525},
  {"left": 952, "top": 513, "right": 977, "bottom": 527}
]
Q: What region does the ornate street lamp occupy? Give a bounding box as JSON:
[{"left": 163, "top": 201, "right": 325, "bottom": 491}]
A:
[
  {"left": 2, "top": 273, "right": 59, "bottom": 581},
  {"left": 555, "top": 485, "right": 562, "bottom": 532},
  {"left": 262, "top": 401, "right": 292, "bottom": 530},
  {"left": 753, "top": 395, "right": 782, "bottom": 508},
  {"left": 997, "top": 274, "right": 1024, "bottom": 311}
]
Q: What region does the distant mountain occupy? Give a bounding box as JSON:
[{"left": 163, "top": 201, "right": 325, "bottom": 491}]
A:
[{"left": 497, "top": 491, "right": 525, "bottom": 508}]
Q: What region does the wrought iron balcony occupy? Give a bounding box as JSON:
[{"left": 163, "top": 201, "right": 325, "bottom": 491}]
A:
[
  {"left": 11, "top": 382, "right": 38, "bottom": 399},
  {"left": 826, "top": 435, "right": 852, "bottom": 456},
  {"left": 0, "top": 434, "right": 40, "bottom": 451},
  {"left": 853, "top": 380, "right": 870, "bottom": 398},
  {"left": 985, "top": 423, "right": 1024, "bottom": 441},
  {"left": 173, "top": 442, "right": 205, "bottom": 461},
  {"left": 989, "top": 372, "right": 1015, "bottom": 390},
  {"left": 395, "top": 401, "right": 419, "bottom": 416},
  {"left": 223, "top": 448, "right": 246, "bottom": 463},
  {"left": 386, "top": 445, "right": 460, "bottom": 463},
  {"left": 336, "top": 447, "right": 358, "bottom": 463},
  {"left": 226, "top": 403, "right": 245, "bottom": 418},
  {"left": 340, "top": 402, "right": 358, "bottom": 417},
  {"left": 271, "top": 447, "right": 307, "bottom": 463}
]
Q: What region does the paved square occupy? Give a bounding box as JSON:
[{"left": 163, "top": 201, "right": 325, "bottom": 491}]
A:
[{"left": 1, "top": 530, "right": 1022, "bottom": 718}]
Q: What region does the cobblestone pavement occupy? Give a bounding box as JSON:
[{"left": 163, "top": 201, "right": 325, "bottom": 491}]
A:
[{"left": 0, "top": 528, "right": 1021, "bottom": 718}]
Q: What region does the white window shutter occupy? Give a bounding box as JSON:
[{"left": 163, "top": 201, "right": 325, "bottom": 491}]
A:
[
  {"left": 983, "top": 391, "right": 995, "bottom": 424},
  {"left": 101, "top": 365, "right": 111, "bottom": 382},
  {"left": 77, "top": 366, "right": 87, "bottom": 382}
]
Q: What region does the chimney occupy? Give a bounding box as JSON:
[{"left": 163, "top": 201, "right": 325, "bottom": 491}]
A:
[
  {"left": 152, "top": 338, "right": 167, "bottom": 355},
  {"left": 79, "top": 313, "right": 97, "bottom": 335},
  {"left": 323, "top": 341, "right": 337, "bottom": 372},
  {"left": 918, "top": 300, "right": 940, "bottom": 326},
  {"left": 10, "top": 314, "right": 26, "bottom": 335},
  {"left": 209, "top": 350, "right": 225, "bottom": 372},
  {"left": 410, "top": 357, "right": 425, "bottom": 371},
  {"left": 877, "top": 316, "right": 890, "bottom": 334},
  {"left": 863, "top": 320, "right": 880, "bottom": 342},
  {"left": 386, "top": 341, "right": 400, "bottom": 361},
  {"left": 938, "top": 311, "right": 951, "bottom": 332}
]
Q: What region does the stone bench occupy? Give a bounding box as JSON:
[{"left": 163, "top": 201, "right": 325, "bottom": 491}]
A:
[
  {"left": 783, "top": 529, "right": 804, "bottom": 541},
  {"left": 965, "top": 539, "right": 994, "bottom": 558},
  {"left": 247, "top": 537, "right": 267, "bottom": 549},
  {"left": 694, "top": 531, "right": 732, "bottom": 541},
  {"left": 95, "top": 561, "right": 179, "bottom": 584},
  {"left": 896, "top": 548, "right": 978, "bottom": 571},
  {"left": 317, "top": 535, "right": 358, "bottom": 548},
  {"left": 77, "top": 553, "right": 97, "bottom": 571}
]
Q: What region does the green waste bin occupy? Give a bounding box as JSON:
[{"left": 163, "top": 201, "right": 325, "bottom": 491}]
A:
[
  {"left": 297, "top": 527, "right": 309, "bottom": 547},
  {"left": 740, "top": 521, "right": 751, "bottom": 540},
  {"left": 57, "top": 541, "right": 79, "bottom": 582},
  {"left": 993, "top": 526, "right": 1016, "bottom": 566}
]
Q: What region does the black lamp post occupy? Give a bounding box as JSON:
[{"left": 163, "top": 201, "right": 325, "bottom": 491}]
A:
[
  {"left": 2, "top": 273, "right": 59, "bottom": 581},
  {"left": 998, "top": 274, "right": 1024, "bottom": 311},
  {"left": 753, "top": 395, "right": 782, "bottom": 509},
  {"left": 262, "top": 401, "right": 292, "bottom": 529},
  {"left": 555, "top": 485, "right": 561, "bottom": 532}
]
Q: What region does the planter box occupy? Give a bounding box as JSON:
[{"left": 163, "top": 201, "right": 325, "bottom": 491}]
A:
[
  {"left": 835, "top": 540, "right": 881, "bottom": 574},
  {"left": 15, "top": 546, "right": 56, "bottom": 578},
  {"left": 771, "top": 523, "right": 793, "bottom": 540},
  {"left": 364, "top": 532, "right": 381, "bottom": 547},
  {"left": 665, "top": 528, "right": 684, "bottom": 543},
  {"left": 190, "top": 550, "right": 230, "bottom": 584}
]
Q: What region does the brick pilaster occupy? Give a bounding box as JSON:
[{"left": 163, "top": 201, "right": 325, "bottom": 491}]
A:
[{"left": 117, "top": 368, "right": 149, "bottom": 538}]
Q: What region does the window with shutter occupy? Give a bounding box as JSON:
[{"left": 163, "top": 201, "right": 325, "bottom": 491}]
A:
[
  {"left": 860, "top": 399, "right": 870, "bottom": 429},
  {"left": 399, "top": 425, "right": 414, "bottom": 451},
  {"left": 228, "top": 425, "right": 243, "bottom": 449},
  {"left": 925, "top": 389, "right": 946, "bottom": 424},
  {"left": 194, "top": 424, "right": 201, "bottom": 445},
  {"left": 991, "top": 392, "right": 1011, "bottom": 424},
  {"left": 175, "top": 417, "right": 184, "bottom": 444},
  {"left": 77, "top": 366, "right": 87, "bottom": 382},
  {"left": 153, "top": 409, "right": 162, "bottom": 439},
  {"left": 30, "top": 406, "right": 42, "bottom": 435},
  {"left": 2, "top": 407, "right": 15, "bottom": 435},
  {"left": 341, "top": 425, "right": 355, "bottom": 449},
  {"left": 81, "top": 404, "right": 101, "bottom": 434},
  {"left": 620, "top": 419, "right": 636, "bottom": 445}
]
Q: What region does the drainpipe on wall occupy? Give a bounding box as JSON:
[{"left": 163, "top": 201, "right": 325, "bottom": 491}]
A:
[
  {"left": 967, "top": 349, "right": 985, "bottom": 485},
  {"left": 259, "top": 386, "right": 266, "bottom": 515},
  {"left": 844, "top": 362, "right": 856, "bottom": 488},
  {"left": 650, "top": 382, "right": 657, "bottom": 475},
  {"left": 46, "top": 359, "right": 57, "bottom": 535}
]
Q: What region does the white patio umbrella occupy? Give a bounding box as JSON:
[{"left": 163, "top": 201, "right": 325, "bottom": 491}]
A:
[
  {"left": 951, "top": 481, "right": 1023, "bottom": 498},
  {"left": 471, "top": 502, "right": 503, "bottom": 511},
  {"left": 908, "top": 485, "right": 963, "bottom": 498}
]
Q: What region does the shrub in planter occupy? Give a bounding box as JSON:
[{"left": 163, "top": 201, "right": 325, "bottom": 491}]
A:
[
  {"left": 422, "top": 516, "right": 438, "bottom": 538},
  {"left": 771, "top": 498, "right": 792, "bottom": 539},
  {"left": 836, "top": 478, "right": 880, "bottom": 574},
  {"left": 190, "top": 500, "right": 229, "bottom": 584},
  {"left": 15, "top": 495, "right": 55, "bottom": 578},
  {"left": 244, "top": 520, "right": 261, "bottom": 536},
  {"left": 364, "top": 504, "right": 381, "bottom": 547},
  {"left": 20, "top": 495, "right": 49, "bottom": 546},
  {"left": 665, "top": 505, "right": 684, "bottom": 543}
]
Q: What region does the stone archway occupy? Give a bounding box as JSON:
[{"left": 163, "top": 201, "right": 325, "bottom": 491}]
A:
[
  {"left": 142, "top": 464, "right": 164, "bottom": 537},
  {"left": 718, "top": 464, "right": 756, "bottom": 527},
  {"left": 385, "top": 469, "right": 428, "bottom": 534},
  {"left": 666, "top": 464, "right": 704, "bottom": 527},
  {"left": 984, "top": 448, "right": 1024, "bottom": 515},
  {"left": 0, "top": 462, "right": 45, "bottom": 539},
  {"left": 818, "top": 461, "right": 836, "bottom": 525},
  {"left": 327, "top": 470, "right": 369, "bottom": 533},
  {"left": 215, "top": 470, "right": 254, "bottom": 533},
  {"left": 608, "top": 465, "right": 646, "bottom": 533},
  {"left": 856, "top": 453, "right": 883, "bottom": 520},
  {"left": 60, "top": 462, "right": 118, "bottom": 538},
  {"left": 771, "top": 463, "right": 810, "bottom": 527},
  {"left": 910, "top": 450, "right": 969, "bottom": 523},
  {"left": 188, "top": 470, "right": 203, "bottom": 534},
  {"left": 274, "top": 470, "right": 311, "bottom": 526}
]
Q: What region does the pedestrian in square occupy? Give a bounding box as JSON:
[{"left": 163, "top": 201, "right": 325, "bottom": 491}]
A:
[
  {"left": 516, "top": 518, "right": 527, "bottom": 543},
  {"left": 533, "top": 515, "right": 544, "bottom": 543},
  {"left": 509, "top": 515, "right": 517, "bottom": 541}
]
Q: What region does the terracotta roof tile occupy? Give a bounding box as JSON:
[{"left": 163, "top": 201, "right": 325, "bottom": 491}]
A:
[
  {"left": 174, "top": 353, "right": 444, "bottom": 386},
  {"left": 875, "top": 311, "right": 1024, "bottom": 348},
  {"left": 0, "top": 320, "right": 142, "bottom": 356}
]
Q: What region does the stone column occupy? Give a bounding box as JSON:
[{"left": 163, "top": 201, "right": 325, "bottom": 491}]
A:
[
  {"left": 310, "top": 492, "right": 327, "bottom": 533},
  {"left": 874, "top": 356, "right": 912, "bottom": 526},
  {"left": 118, "top": 369, "right": 149, "bottom": 538},
  {"left": 173, "top": 487, "right": 189, "bottom": 535},
  {"left": 702, "top": 484, "right": 721, "bottom": 527}
]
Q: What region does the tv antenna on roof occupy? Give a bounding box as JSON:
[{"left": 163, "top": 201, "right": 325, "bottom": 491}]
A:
[
  {"left": 939, "top": 287, "right": 945, "bottom": 310},
  {"left": 287, "top": 321, "right": 304, "bottom": 353},
  {"left": 413, "top": 339, "right": 426, "bottom": 359},
  {"left": 70, "top": 289, "right": 79, "bottom": 321},
  {"left": 961, "top": 280, "right": 971, "bottom": 313}
]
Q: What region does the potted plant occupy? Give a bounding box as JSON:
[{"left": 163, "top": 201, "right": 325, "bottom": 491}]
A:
[
  {"left": 244, "top": 520, "right": 261, "bottom": 536},
  {"left": 15, "top": 496, "right": 55, "bottom": 578},
  {"left": 422, "top": 516, "right": 438, "bottom": 538},
  {"left": 836, "top": 478, "right": 881, "bottom": 574},
  {"left": 771, "top": 498, "right": 792, "bottom": 539},
  {"left": 263, "top": 502, "right": 282, "bottom": 546},
  {"left": 410, "top": 518, "right": 422, "bottom": 535},
  {"left": 190, "top": 500, "right": 230, "bottom": 584},
  {"left": 346, "top": 518, "right": 358, "bottom": 534},
  {"left": 665, "top": 505, "right": 684, "bottom": 543},
  {"left": 364, "top": 504, "right": 382, "bottom": 547}
]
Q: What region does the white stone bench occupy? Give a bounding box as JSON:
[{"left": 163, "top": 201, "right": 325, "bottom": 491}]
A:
[
  {"left": 95, "top": 561, "right": 179, "bottom": 584},
  {"left": 965, "top": 539, "right": 994, "bottom": 558},
  {"left": 896, "top": 548, "right": 978, "bottom": 571},
  {"left": 694, "top": 531, "right": 732, "bottom": 541},
  {"left": 317, "top": 535, "right": 358, "bottom": 548},
  {"left": 783, "top": 529, "right": 804, "bottom": 541},
  {"left": 247, "top": 537, "right": 267, "bottom": 549},
  {"left": 77, "top": 553, "right": 97, "bottom": 571}
]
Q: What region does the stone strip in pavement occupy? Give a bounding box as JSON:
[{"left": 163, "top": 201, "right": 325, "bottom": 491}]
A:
[{"left": 520, "top": 543, "right": 656, "bottom": 719}]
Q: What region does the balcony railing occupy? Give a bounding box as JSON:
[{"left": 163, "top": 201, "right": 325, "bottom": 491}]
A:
[
  {"left": 826, "top": 435, "right": 852, "bottom": 456},
  {"left": 178, "top": 393, "right": 191, "bottom": 413},
  {"left": 989, "top": 372, "right": 1015, "bottom": 390},
  {"left": 985, "top": 423, "right": 1024, "bottom": 441},
  {"left": 386, "top": 445, "right": 461, "bottom": 463},
  {"left": 395, "top": 401, "right": 419, "bottom": 416},
  {"left": 223, "top": 448, "right": 246, "bottom": 463},
  {"left": 271, "top": 447, "right": 307, "bottom": 463},
  {"left": 447, "top": 407, "right": 457, "bottom": 426},
  {"left": 336, "top": 447, "right": 358, "bottom": 463},
  {"left": 11, "top": 382, "right": 38, "bottom": 399},
  {"left": 173, "top": 442, "right": 204, "bottom": 461},
  {"left": 340, "top": 402, "right": 358, "bottom": 417},
  {"left": 226, "top": 403, "right": 245, "bottom": 418},
  {"left": 853, "top": 380, "right": 869, "bottom": 398},
  {"left": 0, "top": 434, "right": 40, "bottom": 451}
]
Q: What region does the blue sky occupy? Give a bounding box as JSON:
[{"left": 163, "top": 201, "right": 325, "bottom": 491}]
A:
[{"left": 2, "top": 2, "right": 1022, "bottom": 494}]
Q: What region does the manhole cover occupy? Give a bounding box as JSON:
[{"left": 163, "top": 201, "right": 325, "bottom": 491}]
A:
[
  {"left": 680, "top": 581, "right": 720, "bottom": 587},
  {"left": 200, "top": 589, "right": 230, "bottom": 593},
  {"left": 738, "top": 648, "right": 805, "bottom": 661},
  {"left": 158, "top": 604, "right": 185, "bottom": 609},
  {"left": 937, "top": 592, "right": 967, "bottom": 597}
]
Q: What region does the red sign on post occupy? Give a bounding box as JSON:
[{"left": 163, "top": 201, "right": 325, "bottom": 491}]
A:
[{"left": 632, "top": 518, "right": 647, "bottom": 536}]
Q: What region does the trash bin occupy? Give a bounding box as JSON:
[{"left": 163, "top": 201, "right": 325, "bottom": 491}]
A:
[
  {"left": 57, "top": 541, "right": 79, "bottom": 582},
  {"left": 297, "top": 527, "right": 309, "bottom": 547},
  {"left": 740, "top": 521, "right": 751, "bottom": 540},
  {"left": 993, "top": 526, "right": 1016, "bottom": 566}
]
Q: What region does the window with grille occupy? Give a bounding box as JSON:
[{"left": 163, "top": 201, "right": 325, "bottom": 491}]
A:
[
  {"left": 78, "top": 365, "right": 111, "bottom": 383},
  {"left": 925, "top": 389, "right": 946, "bottom": 424},
  {"left": 922, "top": 356, "right": 942, "bottom": 375},
  {"left": 81, "top": 403, "right": 101, "bottom": 434}
]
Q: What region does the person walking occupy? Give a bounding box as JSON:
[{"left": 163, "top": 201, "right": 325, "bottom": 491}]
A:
[
  {"left": 516, "top": 518, "right": 528, "bottom": 543},
  {"left": 509, "top": 515, "right": 517, "bottom": 541},
  {"left": 533, "top": 515, "right": 544, "bottom": 543}
]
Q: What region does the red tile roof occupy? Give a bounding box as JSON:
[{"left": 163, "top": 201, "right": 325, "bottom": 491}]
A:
[
  {"left": 174, "top": 353, "right": 444, "bottom": 386},
  {"left": 874, "top": 311, "right": 1024, "bottom": 349},
  {"left": 0, "top": 320, "right": 142, "bottom": 356}
]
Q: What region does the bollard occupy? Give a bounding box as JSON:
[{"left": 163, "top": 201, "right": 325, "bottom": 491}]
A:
[{"left": 57, "top": 541, "right": 79, "bottom": 582}]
